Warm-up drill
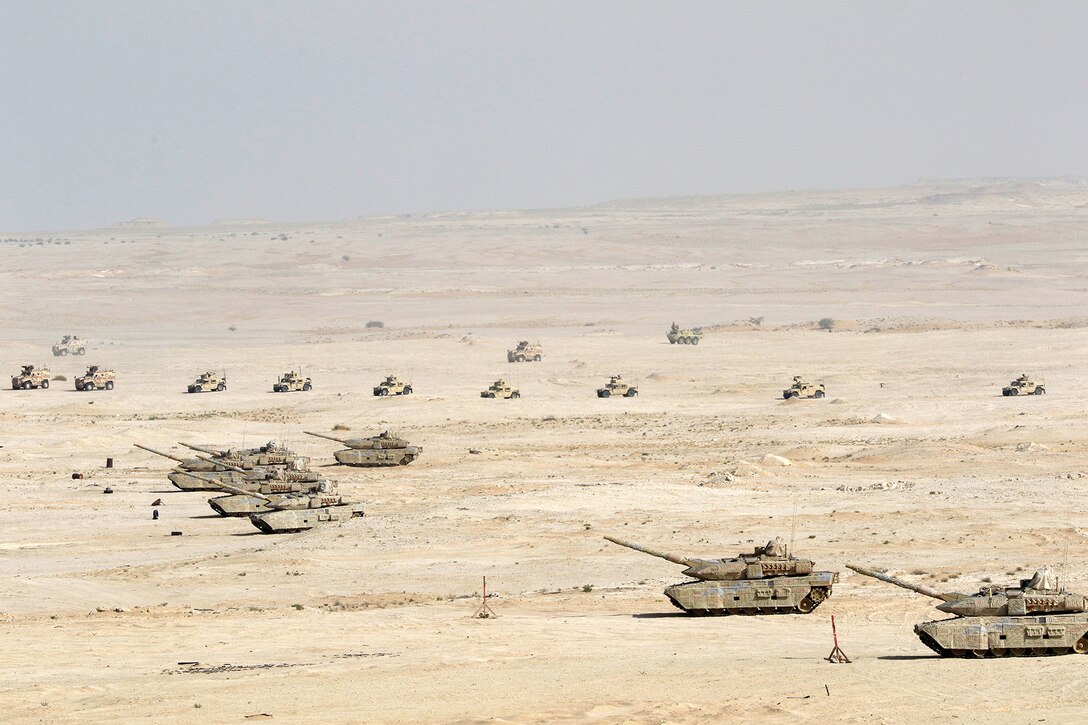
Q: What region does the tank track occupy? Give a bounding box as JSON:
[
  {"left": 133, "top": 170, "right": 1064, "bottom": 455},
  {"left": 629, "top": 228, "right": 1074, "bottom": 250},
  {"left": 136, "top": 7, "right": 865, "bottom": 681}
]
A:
[
  {"left": 917, "top": 631, "right": 1088, "bottom": 658},
  {"left": 667, "top": 593, "right": 828, "bottom": 616}
]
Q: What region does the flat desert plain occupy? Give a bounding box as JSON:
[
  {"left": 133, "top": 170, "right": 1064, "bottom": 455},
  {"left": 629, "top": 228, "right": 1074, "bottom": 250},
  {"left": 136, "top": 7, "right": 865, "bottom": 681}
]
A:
[{"left": 2, "top": 180, "right": 1088, "bottom": 724}]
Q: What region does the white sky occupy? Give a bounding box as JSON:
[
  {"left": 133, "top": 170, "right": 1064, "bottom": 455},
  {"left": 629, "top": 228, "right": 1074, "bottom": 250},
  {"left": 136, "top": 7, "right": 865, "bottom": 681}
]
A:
[{"left": 1, "top": 1, "right": 1085, "bottom": 230}]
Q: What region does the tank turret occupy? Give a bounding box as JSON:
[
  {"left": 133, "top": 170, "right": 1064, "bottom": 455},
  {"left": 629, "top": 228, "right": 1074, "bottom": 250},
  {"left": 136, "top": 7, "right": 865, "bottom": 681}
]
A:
[
  {"left": 605, "top": 535, "right": 835, "bottom": 614},
  {"left": 848, "top": 563, "right": 1088, "bottom": 657}
]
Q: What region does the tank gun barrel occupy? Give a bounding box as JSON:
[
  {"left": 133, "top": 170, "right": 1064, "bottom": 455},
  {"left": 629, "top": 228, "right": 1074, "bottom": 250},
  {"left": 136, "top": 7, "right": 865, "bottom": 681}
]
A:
[
  {"left": 177, "top": 470, "right": 273, "bottom": 501},
  {"left": 304, "top": 430, "right": 348, "bottom": 444},
  {"left": 133, "top": 444, "right": 185, "bottom": 463},
  {"left": 178, "top": 442, "right": 228, "bottom": 457},
  {"left": 603, "top": 536, "right": 696, "bottom": 567},
  {"left": 847, "top": 564, "right": 954, "bottom": 601},
  {"left": 193, "top": 454, "right": 250, "bottom": 475}
]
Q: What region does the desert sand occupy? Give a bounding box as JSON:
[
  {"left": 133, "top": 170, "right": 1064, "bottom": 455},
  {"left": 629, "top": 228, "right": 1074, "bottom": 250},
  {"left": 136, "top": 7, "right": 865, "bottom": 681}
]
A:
[{"left": 2, "top": 179, "right": 1088, "bottom": 723}]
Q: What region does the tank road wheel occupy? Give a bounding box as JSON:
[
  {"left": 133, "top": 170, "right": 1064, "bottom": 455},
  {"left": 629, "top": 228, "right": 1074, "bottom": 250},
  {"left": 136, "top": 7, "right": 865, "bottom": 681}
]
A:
[
  {"left": 1030, "top": 647, "right": 1048, "bottom": 656},
  {"left": 1009, "top": 648, "right": 1026, "bottom": 656},
  {"left": 1035, "top": 387, "right": 1045, "bottom": 395},
  {"left": 302, "top": 383, "right": 311, "bottom": 391},
  {"left": 1074, "top": 637, "right": 1088, "bottom": 654},
  {"left": 105, "top": 381, "right": 113, "bottom": 390},
  {"left": 41, "top": 380, "right": 49, "bottom": 389},
  {"left": 990, "top": 647, "right": 1007, "bottom": 657},
  {"left": 969, "top": 649, "right": 989, "bottom": 659}
]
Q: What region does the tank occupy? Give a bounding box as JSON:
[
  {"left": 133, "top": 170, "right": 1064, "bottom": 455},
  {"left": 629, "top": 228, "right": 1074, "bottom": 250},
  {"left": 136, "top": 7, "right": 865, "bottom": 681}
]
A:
[
  {"left": 52, "top": 335, "right": 87, "bottom": 356},
  {"left": 605, "top": 535, "right": 837, "bottom": 614},
  {"left": 782, "top": 375, "right": 824, "bottom": 399},
  {"left": 199, "top": 478, "right": 365, "bottom": 533},
  {"left": 75, "top": 365, "right": 115, "bottom": 391},
  {"left": 597, "top": 374, "right": 638, "bottom": 398},
  {"left": 1003, "top": 374, "right": 1045, "bottom": 396},
  {"left": 273, "top": 370, "right": 312, "bottom": 392},
  {"left": 373, "top": 374, "right": 412, "bottom": 396},
  {"left": 481, "top": 378, "right": 520, "bottom": 399},
  {"left": 847, "top": 564, "right": 1088, "bottom": 657},
  {"left": 11, "top": 364, "right": 51, "bottom": 390},
  {"left": 666, "top": 322, "right": 702, "bottom": 345},
  {"left": 304, "top": 430, "right": 422, "bottom": 467},
  {"left": 507, "top": 341, "right": 543, "bottom": 362},
  {"left": 188, "top": 371, "right": 226, "bottom": 393},
  {"left": 134, "top": 444, "right": 314, "bottom": 491},
  {"left": 178, "top": 441, "right": 300, "bottom": 468},
  {"left": 177, "top": 461, "right": 338, "bottom": 516}
]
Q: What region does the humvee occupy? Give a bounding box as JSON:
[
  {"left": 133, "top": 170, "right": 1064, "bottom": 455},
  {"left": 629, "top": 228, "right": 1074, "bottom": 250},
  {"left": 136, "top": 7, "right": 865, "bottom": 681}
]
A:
[
  {"left": 52, "top": 335, "right": 87, "bottom": 357},
  {"left": 666, "top": 322, "right": 702, "bottom": 345},
  {"left": 1003, "top": 374, "right": 1045, "bottom": 396},
  {"left": 76, "top": 366, "right": 115, "bottom": 391},
  {"left": 11, "top": 365, "right": 51, "bottom": 390},
  {"left": 373, "top": 374, "right": 412, "bottom": 396},
  {"left": 597, "top": 374, "right": 638, "bottom": 398},
  {"left": 481, "top": 378, "right": 520, "bottom": 399},
  {"left": 273, "top": 371, "right": 312, "bottom": 392},
  {"left": 188, "top": 371, "right": 226, "bottom": 393},
  {"left": 507, "top": 341, "right": 543, "bottom": 362},
  {"left": 782, "top": 376, "right": 824, "bottom": 399}
]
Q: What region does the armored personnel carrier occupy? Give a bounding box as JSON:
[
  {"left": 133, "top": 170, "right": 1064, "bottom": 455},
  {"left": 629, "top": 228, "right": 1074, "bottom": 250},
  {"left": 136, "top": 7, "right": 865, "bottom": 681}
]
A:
[
  {"left": 76, "top": 366, "right": 115, "bottom": 391},
  {"left": 305, "top": 430, "right": 422, "bottom": 467},
  {"left": 11, "top": 365, "right": 51, "bottom": 390},
  {"left": 597, "top": 374, "right": 638, "bottom": 398},
  {"left": 52, "top": 335, "right": 87, "bottom": 356},
  {"left": 1003, "top": 374, "right": 1045, "bottom": 396},
  {"left": 848, "top": 564, "right": 1088, "bottom": 657},
  {"left": 373, "top": 374, "right": 412, "bottom": 396},
  {"left": 782, "top": 375, "right": 824, "bottom": 399},
  {"left": 605, "top": 535, "right": 837, "bottom": 614},
  {"left": 187, "top": 371, "right": 226, "bottom": 393},
  {"left": 481, "top": 378, "right": 520, "bottom": 399},
  {"left": 507, "top": 340, "right": 543, "bottom": 362},
  {"left": 666, "top": 322, "right": 702, "bottom": 345},
  {"left": 273, "top": 370, "right": 312, "bottom": 392}
]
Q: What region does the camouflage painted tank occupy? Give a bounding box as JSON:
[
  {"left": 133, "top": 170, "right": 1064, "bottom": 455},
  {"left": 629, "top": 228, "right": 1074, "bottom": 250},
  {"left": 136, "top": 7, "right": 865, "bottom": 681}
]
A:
[
  {"left": 179, "top": 441, "right": 300, "bottom": 469},
  {"left": 133, "top": 444, "right": 315, "bottom": 492},
  {"left": 175, "top": 465, "right": 341, "bottom": 517},
  {"left": 305, "top": 430, "right": 422, "bottom": 467},
  {"left": 605, "top": 536, "right": 837, "bottom": 614},
  {"left": 666, "top": 322, "right": 702, "bottom": 345},
  {"left": 848, "top": 564, "right": 1088, "bottom": 657}
]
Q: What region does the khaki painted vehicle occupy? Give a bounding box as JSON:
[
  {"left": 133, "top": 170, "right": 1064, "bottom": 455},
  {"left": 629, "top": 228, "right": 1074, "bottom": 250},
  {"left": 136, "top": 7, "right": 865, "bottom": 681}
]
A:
[
  {"left": 507, "top": 340, "right": 543, "bottom": 363},
  {"left": 273, "top": 370, "right": 312, "bottom": 393},
  {"left": 848, "top": 564, "right": 1088, "bottom": 657},
  {"left": 1002, "top": 374, "right": 1045, "bottom": 396},
  {"left": 606, "top": 536, "right": 837, "bottom": 615},
  {"left": 782, "top": 375, "right": 824, "bottom": 399},
  {"left": 52, "top": 335, "right": 87, "bottom": 357},
  {"left": 198, "top": 477, "right": 364, "bottom": 533},
  {"left": 597, "top": 374, "right": 638, "bottom": 398},
  {"left": 481, "top": 378, "right": 520, "bottom": 399},
  {"left": 76, "top": 365, "right": 115, "bottom": 391},
  {"left": 373, "top": 374, "right": 412, "bottom": 396},
  {"left": 666, "top": 322, "right": 702, "bottom": 345},
  {"left": 133, "top": 443, "right": 313, "bottom": 492},
  {"left": 305, "top": 430, "right": 422, "bottom": 467},
  {"left": 11, "top": 365, "right": 51, "bottom": 390},
  {"left": 187, "top": 371, "right": 226, "bottom": 393},
  {"left": 179, "top": 441, "right": 298, "bottom": 469},
  {"left": 176, "top": 460, "right": 339, "bottom": 517}
]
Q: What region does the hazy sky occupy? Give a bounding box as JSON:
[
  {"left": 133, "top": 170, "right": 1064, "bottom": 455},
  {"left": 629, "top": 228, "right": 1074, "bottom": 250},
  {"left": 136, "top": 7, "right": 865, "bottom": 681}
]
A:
[{"left": 2, "top": 1, "right": 1086, "bottom": 230}]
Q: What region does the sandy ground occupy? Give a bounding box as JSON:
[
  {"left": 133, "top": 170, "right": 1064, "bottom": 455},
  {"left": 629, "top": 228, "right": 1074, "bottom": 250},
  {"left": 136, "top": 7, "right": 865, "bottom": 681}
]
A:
[{"left": 1, "top": 179, "right": 1088, "bottom": 723}]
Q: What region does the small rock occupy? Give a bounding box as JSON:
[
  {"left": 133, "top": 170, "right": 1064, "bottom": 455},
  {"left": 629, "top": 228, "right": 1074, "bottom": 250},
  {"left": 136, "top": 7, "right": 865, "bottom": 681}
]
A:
[{"left": 468, "top": 448, "right": 481, "bottom": 455}]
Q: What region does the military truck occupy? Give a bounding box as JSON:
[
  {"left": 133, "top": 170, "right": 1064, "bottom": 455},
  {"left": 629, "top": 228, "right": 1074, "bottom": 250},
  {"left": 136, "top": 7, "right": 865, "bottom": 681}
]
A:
[
  {"left": 481, "top": 378, "right": 520, "bottom": 399},
  {"left": 51, "top": 335, "right": 87, "bottom": 357},
  {"left": 597, "top": 374, "right": 638, "bottom": 398},
  {"left": 11, "top": 365, "right": 51, "bottom": 390},
  {"left": 1002, "top": 374, "right": 1045, "bottom": 396},
  {"left": 75, "top": 366, "right": 115, "bottom": 391},
  {"left": 373, "top": 374, "right": 412, "bottom": 396},
  {"left": 782, "top": 375, "right": 825, "bottom": 399},
  {"left": 187, "top": 371, "right": 226, "bottom": 393},
  {"left": 507, "top": 341, "right": 543, "bottom": 362},
  {"left": 666, "top": 322, "right": 702, "bottom": 345},
  {"left": 273, "top": 370, "right": 312, "bottom": 392}
]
